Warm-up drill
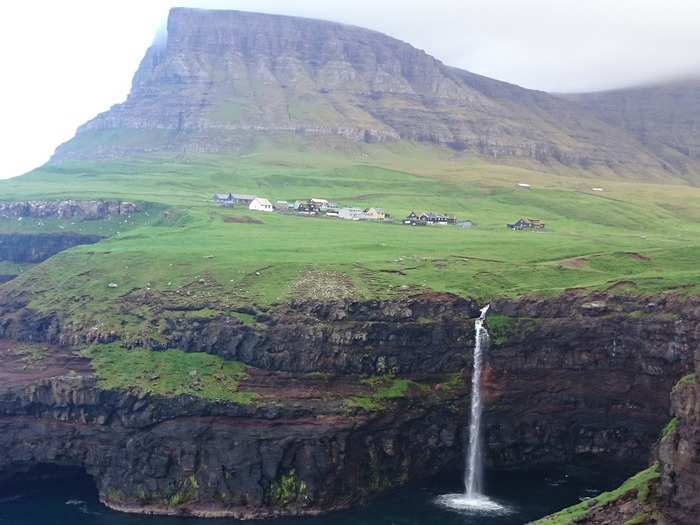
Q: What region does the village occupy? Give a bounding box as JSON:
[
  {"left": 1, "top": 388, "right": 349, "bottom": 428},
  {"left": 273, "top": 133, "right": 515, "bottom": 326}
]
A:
[{"left": 213, "top": 192, "right": 545, "bottom": 231}]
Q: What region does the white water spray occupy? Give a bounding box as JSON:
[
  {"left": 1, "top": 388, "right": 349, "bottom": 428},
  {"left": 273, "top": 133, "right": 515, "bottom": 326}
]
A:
[
  {"left": 464, "top": 304, "right": 489, "bottom": 497},
  {"left": 436, "top": 305, "right": 510, "bottom": 514}
]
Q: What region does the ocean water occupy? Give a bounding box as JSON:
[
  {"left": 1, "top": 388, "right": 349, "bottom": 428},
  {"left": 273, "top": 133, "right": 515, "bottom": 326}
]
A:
[{"left": 0, "top": 466, "right": 632, "bottom": 525}]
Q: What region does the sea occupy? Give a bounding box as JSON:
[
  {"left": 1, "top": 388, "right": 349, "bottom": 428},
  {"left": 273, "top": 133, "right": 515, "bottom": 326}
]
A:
[{"left": 0, "top": 465, "right": 633, "bottom": 525}]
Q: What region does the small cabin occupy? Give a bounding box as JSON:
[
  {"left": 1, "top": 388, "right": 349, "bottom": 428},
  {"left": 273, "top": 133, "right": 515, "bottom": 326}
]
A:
[
  {"left": 249, "top": 198, "right": 273, "bottom": 212},
  {"left": 508, "top": 217, "right": 545, "bottom": 230}
]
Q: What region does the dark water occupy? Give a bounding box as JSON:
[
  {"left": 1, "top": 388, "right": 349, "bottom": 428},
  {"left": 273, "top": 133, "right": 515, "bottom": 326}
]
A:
[{"left": 0, "top": 466, "right": 632, "bottom": 525}]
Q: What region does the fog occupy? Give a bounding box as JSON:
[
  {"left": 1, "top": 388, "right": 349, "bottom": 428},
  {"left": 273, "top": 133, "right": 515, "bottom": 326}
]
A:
[{"left": 1, "top": 0, "right": 699, "bottom": 179}]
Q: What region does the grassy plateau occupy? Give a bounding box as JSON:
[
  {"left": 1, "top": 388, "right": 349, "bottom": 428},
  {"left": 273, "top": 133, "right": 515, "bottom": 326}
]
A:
[{"left": 2, "top": 142, "right": 700, "bottom": 325}]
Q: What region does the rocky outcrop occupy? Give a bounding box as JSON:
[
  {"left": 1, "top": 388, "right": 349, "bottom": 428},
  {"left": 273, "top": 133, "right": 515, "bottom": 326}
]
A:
[
  {"left": 0, "top": 200, "right": 140, "bottom": 220},
  {"left": 51, "top": 8, "right": 677, "bottom": 177},
  {"left": 656, "top": 362, "right": 700, "bottom": 523},
  {"left": 0, "top": 233, "right": 102, "bottom": 263},
  {"left": 0, "top": 292, "right": 696, "bottom": 518}
]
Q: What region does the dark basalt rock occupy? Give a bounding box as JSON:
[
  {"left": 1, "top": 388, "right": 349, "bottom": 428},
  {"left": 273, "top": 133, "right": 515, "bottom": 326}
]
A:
[
  {"left": 0, "top": 233, "right": 103, "bottom": 263},
  {"left": 0, "top": 292, "right": 696, "bottom": 518},
  {"left": 655, "top": 351, "right": 700, "bottom": 524},
  {"left": 165, "top": 293, "right": 481, "bottom": 375},
  {"left": 0, "top": 200, "right": 140, "bottom": 220},
  {"left": 0, "top": 375, "right": 465, "bottom": 519}
]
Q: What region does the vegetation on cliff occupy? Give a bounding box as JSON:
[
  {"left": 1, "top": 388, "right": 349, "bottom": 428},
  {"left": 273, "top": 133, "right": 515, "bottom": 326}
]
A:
[
  {"left": 85, "top": 343, "right": 255, "bottom": 403},
  {"left": 531, "top": 466, "right": 661, "bottom": 525},
  {"left": 346, "top": 375, "right": 428, "bottom": 411}
]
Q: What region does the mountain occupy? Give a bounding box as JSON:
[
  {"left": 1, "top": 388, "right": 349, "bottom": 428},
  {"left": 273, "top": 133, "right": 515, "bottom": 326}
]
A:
[
  {"left": 53, "top": 7, "right": 683, "bottom": 178},
  {"left": 564, "top": 77, "right": 700, "bottom": 177}
]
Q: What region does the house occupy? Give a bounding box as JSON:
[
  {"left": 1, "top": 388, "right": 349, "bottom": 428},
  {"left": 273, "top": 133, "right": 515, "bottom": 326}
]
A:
[
  {"left": 402, "top": 212, "right": 425, "bottom": 226},
  {"left": 418, "top": 212, "right": 455, "bottom": 225},
  {"left": 274, "top": 200, "right": 290, "bottom": 211},
  {"left": 249, "top": 198, "right": 273, "bottom": 212},
  {"left": 310, "top": 198, "right": 330, "bottom": 210},
  {"left": 364, "top": 207, "right": 386, "bottom": 221},
  {"left": 213, "top": 193, "right": 234, "bottom": 205},
  {"left": 507, "top": 217, "right": 545, "bottom": 230},
  {"left": 295, "top": 201, "right": 320, "bottom": 215},
  {"left": 214, "top": 193, "right": 257, "bottom": 206},
  {"left": 231, "top": 194, "right": 257, "bottom": 206},
  {"left": 338, "top": 207, "right": 367, "bottom": 221}
]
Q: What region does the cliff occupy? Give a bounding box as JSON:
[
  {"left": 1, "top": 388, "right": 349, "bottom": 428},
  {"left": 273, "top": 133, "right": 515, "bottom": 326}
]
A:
[
  {"left": 52, "top": 8, "right": 679, "bottom": 177},
  {"left": 0, "top": 233, "right": 102, "bottom": 264},
  {"left": 0, "top": 200, "right": 140, "bottom": 220},
  {"left": 530, "top": 296, "right": 700, "bottom": 525},
  {"left": 0, "top": 292, "right": 695, "bottom": 518},
  {"left": 656, "top": 361, "right": 700, "bottom": 523}
]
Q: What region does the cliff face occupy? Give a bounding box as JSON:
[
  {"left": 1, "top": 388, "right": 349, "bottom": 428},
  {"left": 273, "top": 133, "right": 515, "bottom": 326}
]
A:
[
  {"left": 0, "top": 374, "right": 465, "bottom": 519},
  {"left": 0, "top": 292, "right": 695, "bottom": 518},
  {"left": 52, "top": 8, "right": 673, "bottom": 176},
  {"left": 0, "top": 200, "right": 142, "bottom": 267},
  {"left": 566, "top": 78, "right": 700, "bottom": 178},
  {"left": 0, "top": 200, "right": 140, "bottom": 220},
  {"left": 0, "top": 233, "right": 102, "bottom": 264},
  {"left": 657, "top": 354, "right": 700, "bottom": 523},
  {"left": 526, "top": 295, "right": 700, "bottom": 525}
]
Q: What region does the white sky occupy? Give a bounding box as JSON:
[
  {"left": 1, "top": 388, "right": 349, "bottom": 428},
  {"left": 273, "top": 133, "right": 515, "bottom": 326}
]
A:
[{"left": 1, "top": 0, "right": 699, "bottom": 179}]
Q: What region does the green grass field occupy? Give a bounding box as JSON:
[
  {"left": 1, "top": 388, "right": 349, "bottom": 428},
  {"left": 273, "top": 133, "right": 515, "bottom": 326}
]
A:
[{"left": 2, "top": 140, "right": 700, "bottom": 338}]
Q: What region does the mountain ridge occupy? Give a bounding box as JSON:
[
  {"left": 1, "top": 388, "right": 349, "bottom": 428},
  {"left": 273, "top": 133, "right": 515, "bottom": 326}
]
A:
[{"left": 52, "top": 7, "right": 698, "bottom": 180}]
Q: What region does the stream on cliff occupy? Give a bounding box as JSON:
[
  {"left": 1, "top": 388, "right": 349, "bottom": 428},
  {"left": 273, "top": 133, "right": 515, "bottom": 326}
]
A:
[{"left": 0, "top": 465, "right": 635, "bottom": 525}]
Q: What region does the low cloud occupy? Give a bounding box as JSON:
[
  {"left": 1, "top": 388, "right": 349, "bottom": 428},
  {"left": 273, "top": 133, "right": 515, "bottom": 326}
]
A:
[{"left": 178, "top": 0, "right": 700, "bottom": 92}]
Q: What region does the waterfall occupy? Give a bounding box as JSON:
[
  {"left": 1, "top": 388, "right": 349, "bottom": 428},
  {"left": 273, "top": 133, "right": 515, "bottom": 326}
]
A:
[
  {"left": 464, "top": 304, "right": 489, "bottom": 497},
  {"left": 436, "top": 305, "right": 508, "bottom": 513}
]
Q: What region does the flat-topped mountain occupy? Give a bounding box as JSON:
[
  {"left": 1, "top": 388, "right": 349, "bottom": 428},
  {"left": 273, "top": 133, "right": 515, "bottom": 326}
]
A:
[{"left": 53, "top": 7, "right": 699, "bottom": 179}]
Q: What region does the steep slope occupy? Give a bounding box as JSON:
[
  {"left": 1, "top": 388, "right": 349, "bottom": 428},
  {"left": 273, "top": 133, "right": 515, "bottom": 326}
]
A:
[
  {"left": 566, "top": 78, "right": 700, "bottom": 178},
  {"left": 52, "top": 7, "right": 669, "bottom": 177}
]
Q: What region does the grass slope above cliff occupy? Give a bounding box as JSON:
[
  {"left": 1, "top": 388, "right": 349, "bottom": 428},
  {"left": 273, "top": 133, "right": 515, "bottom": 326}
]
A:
[{"left": 2, "top": 141, "right": 700, "bottom": 340}]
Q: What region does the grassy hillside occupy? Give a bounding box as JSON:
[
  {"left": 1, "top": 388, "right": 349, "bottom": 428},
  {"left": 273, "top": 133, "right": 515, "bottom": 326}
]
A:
[{"left": 2, "top": 141, "right": 700, "bottom": 340}]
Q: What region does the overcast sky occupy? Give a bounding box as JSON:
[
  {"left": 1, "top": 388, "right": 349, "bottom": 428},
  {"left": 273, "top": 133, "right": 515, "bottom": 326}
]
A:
[{"left": 1, "top": 0, "right": 699, "bottom": 179}]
